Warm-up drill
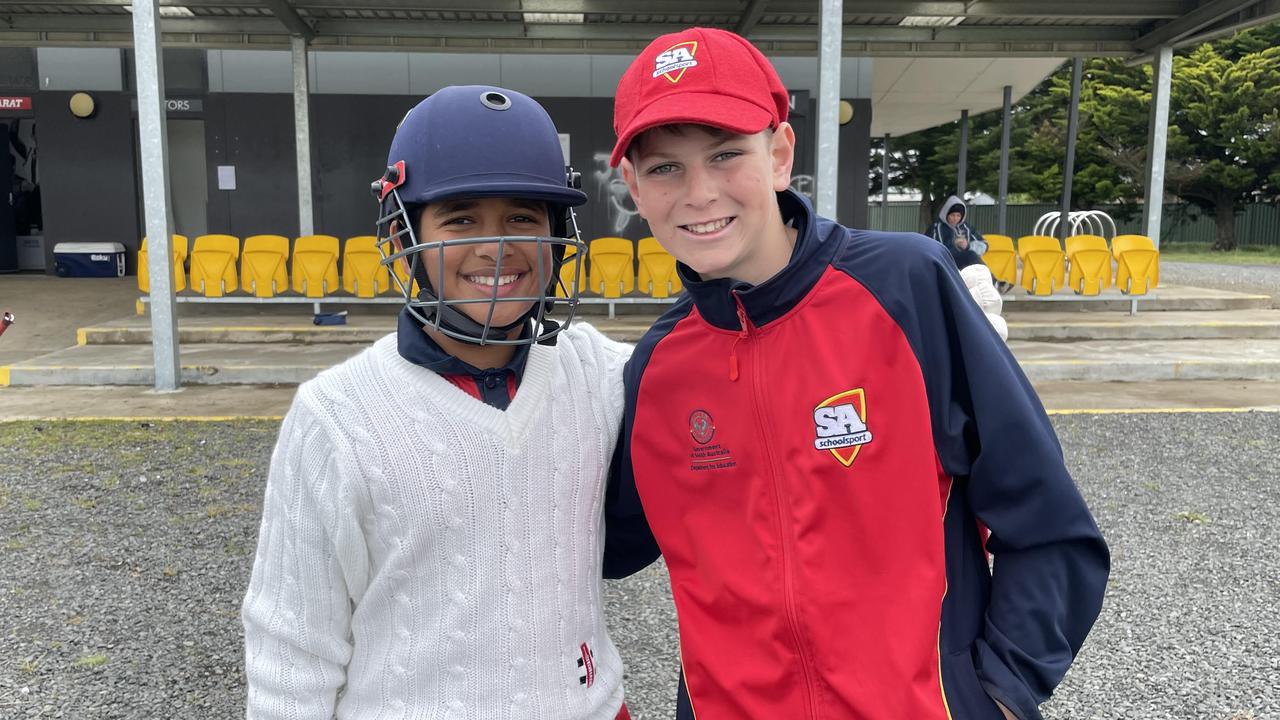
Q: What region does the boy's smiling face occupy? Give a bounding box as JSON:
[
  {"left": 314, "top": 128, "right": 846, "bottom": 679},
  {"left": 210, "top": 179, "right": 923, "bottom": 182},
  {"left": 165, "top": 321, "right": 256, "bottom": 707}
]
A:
[
  {"left": 413, "top": 196, "right": 554, "bottom": 331},
  {"left": 621, "top": 123, "right": 796, "bottom": 285}
]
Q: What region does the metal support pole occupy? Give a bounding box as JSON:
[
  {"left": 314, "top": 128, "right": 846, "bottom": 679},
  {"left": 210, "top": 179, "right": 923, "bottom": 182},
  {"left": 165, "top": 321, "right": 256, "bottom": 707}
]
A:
[
  {"left": 998, "top": 85, "right": 1012, "bottom": 236},
  {"left": 1059, "top": 57, "right": 1083, "bottom": 242},
  {"left": 132, "top": 0, "right": 180, "bottom": 391},
  {"left": 292, "top": 35, "right": 314, "bottom": 236},
  {"left": 815, "top": 0, "right": 842, "bottom": 218},
  {"left": 881, "top": 133, "right": 890, "bottom": 230},
  {"left": 1143, "top": 46, "right": 1173, "bottom": 249},
  {"left": 957, "top": 108, "right": 969, "bottom": 199}
]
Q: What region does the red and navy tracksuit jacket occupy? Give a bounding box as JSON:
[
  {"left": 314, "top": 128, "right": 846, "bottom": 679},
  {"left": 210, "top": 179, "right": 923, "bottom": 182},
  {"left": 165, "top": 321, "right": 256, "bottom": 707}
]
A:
[{"left": 604, "top": 190, "right": 1109, "bottom": 720}]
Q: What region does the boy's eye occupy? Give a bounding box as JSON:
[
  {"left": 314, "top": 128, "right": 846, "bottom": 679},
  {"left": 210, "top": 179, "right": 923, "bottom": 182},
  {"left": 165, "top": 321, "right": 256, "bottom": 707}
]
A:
[
  {"left": 441, "top": 216, "right": 473, "bottom": 227},
  {"left": 510, "top": 214, "right": 540, "bottom": 224},
  {"left": 712, "top": 150, "right": 743, "bottom": 162},
  {"left": 647, "top": 163, "right": 678, "bottom": 175}
]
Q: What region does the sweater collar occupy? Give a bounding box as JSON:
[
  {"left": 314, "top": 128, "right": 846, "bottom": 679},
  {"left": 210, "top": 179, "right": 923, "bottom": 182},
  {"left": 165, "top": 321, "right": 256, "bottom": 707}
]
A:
[{"left": 676, "top": 189, "right": 838, "bottom": 331}]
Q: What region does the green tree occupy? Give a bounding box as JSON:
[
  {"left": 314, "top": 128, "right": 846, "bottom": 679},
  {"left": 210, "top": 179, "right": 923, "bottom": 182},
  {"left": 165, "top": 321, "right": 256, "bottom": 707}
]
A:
[
  {"left": 875, "top": 22, "right": 1280, "bottom": 249},
  {"left": 1166, "top": 40, "right": 1280, "bottom": 249}
]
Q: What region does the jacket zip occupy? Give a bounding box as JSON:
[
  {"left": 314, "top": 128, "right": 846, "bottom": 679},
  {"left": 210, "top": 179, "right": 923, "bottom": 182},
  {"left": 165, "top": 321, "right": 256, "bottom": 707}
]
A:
[{"left": 733, "top": 292, "right": 820, "bottom": 718}]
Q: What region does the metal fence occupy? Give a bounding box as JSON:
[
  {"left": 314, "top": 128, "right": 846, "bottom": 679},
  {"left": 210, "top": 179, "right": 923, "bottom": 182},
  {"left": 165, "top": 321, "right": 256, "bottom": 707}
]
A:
[{"left": 865, "top": 202, "right": 1280, "bottom": 246}]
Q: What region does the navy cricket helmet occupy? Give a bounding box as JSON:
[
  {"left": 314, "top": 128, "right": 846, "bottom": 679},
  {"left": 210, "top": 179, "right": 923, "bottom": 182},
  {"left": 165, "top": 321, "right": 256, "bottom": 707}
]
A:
[{"left": 372, "top": 85, "right": 588, "bottom": 346}]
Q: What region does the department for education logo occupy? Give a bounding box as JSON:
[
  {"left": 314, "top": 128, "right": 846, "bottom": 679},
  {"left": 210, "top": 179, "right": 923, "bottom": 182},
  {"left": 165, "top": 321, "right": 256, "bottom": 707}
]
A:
[
  {"left": 653, "top": 41, "right": 699, "bottom": 83},
  {"left": 812, "top": 388, "right": 873, "bottom": 468},
  {"left": 689, "top": 409, "right": 715, "bottom": 445}
]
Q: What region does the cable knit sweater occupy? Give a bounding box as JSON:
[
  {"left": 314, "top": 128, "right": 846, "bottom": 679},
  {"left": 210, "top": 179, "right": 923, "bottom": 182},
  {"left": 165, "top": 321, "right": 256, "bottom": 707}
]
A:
[{"left": 242, "top": 323, "right": 631, "bottom": 720}]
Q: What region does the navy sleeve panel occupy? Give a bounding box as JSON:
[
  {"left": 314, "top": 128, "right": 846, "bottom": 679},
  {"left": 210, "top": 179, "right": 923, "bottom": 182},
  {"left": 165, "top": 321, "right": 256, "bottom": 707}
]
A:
[
  {"left": 833, "top": 229, "right": 1110, "bottom": 720},
  {"left": 601, "top": 299, "right": 694, "bottom": 579}
]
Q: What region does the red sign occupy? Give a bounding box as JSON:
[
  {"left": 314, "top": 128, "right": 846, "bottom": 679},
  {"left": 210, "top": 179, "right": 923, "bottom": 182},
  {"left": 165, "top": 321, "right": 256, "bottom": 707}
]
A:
[{"left": 0, "top": 96, "right": 32, "bottom": 111}]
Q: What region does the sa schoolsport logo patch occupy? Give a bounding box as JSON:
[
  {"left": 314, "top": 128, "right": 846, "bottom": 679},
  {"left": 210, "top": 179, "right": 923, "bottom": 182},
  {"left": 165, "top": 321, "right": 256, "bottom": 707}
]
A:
[
  {"left": 813, "top": 388, "right": 874, "bottom": 467},
  {"left": 653, "top": 40, "right": 699, "bottom": 83}
]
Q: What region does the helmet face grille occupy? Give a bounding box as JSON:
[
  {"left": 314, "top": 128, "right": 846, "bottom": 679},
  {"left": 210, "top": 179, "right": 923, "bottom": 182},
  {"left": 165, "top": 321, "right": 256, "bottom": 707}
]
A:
[{"left": 375, "top": 186, "right": 585, "bottom": 346}]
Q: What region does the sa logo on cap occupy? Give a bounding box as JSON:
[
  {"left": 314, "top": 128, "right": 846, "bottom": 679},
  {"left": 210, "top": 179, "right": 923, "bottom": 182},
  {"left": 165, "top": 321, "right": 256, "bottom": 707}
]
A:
[{"left": 653, "top": 41, "right": 698, "bottom": 83}]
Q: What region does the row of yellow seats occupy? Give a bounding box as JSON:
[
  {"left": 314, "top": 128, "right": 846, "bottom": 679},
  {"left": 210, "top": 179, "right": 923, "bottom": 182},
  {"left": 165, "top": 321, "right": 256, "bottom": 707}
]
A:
[
  {"left": 558, "top": 236, "right": 684, "bottom": 300},
  {"left": 981, "top": 234, "right": 1160, "bottom": 297},
  {"left": 138, "top": 234, "right": 399, "bottom": 299}
]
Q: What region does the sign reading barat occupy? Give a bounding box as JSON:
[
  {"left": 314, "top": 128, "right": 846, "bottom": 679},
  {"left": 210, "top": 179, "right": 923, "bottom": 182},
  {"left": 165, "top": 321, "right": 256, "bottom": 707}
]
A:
[{"left": 0, "top": 97, "right": 32, "bottom": 111}]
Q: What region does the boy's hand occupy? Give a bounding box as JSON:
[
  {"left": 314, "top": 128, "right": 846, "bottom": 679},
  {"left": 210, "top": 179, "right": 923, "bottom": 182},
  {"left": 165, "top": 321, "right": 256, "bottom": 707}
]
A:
[{"left": 958, "top": 264, "right": 1008, "bottom": 342}]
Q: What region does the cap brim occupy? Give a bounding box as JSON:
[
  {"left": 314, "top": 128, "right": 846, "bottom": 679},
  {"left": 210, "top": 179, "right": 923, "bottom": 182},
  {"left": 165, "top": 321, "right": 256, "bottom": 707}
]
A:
[{"left": 610, "top": 92, "right": 775, "bottom": 167}]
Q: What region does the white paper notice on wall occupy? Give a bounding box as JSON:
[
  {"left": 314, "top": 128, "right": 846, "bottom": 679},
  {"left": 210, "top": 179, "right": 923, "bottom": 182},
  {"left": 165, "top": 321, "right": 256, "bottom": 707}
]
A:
[
  {"left": 559, "top": 134, "right": 570, "bottom": 165},
  {"left": 217, "top": 165, "right": 237, "bottom": 191}
]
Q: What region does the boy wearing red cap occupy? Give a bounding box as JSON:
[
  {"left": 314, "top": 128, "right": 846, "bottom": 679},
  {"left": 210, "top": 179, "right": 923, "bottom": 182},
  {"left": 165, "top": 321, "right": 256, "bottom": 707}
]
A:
[{"left": 602, "top": 27, "right": 1108, "bottom": 720}]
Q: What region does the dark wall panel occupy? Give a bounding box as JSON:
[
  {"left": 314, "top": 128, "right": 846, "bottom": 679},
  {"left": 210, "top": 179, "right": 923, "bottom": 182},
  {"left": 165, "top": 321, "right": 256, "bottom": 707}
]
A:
[
  {"left": 311, "top": 94, "right": 414, "bottom": 239},
  {"left": 204, "top": 93, "right": 298, "bottom": 239},
  {"left": 199, "top": 90, "right": 872, "bottom": 247},
  {"left": 35, "top": 91, "right": 140, "bottom": 273},
  {"left": 540, "top": 97, "right": 627, "bottom": 243}
]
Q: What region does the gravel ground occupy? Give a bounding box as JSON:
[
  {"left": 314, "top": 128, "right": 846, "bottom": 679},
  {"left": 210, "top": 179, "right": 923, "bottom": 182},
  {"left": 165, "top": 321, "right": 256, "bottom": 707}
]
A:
[
  {"left": 1162, "top": 261, "right": 1280, "bottom": 307},
  {"left": 2, "top": 413, "right": 1277, "bottom": 720}
]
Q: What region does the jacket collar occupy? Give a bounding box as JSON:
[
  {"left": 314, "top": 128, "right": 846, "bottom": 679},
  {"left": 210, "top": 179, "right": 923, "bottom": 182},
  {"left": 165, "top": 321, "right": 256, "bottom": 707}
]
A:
[{"left": 676, "top": 189, "right": 839, "bottom": 331}]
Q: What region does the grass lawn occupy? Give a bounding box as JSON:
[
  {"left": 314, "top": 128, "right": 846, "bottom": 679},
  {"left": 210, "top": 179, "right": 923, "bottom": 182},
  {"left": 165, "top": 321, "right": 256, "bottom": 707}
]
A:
[{"left": 1161, "top": 243, "right": 1280, "bottom": 265}]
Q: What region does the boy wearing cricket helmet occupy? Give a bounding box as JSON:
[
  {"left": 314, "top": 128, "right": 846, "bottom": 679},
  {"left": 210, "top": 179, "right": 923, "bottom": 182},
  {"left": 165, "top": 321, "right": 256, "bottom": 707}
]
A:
[{"left": 243, "top": 85, "right": 632, "bottom": 720}]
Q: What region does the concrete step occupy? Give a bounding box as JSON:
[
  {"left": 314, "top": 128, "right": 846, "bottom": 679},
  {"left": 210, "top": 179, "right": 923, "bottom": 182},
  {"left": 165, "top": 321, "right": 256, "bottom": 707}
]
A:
[
  {"left": 1, "top": 343, "right": 365, "bottom": 386},
  {"left": 1012, "top": 338, "right": 1280, "bottom": 382},
  {"left": 7, "top": 338, "right": 1280, "bottom": 387},
  {"left": 82, "top": 308, "right": 1280, "bottom": 346},
  {"left": 1006, "top": 309, "right": 1280, "bottom": 341},
  {"left": 1000, "top": 284, "right": 1271, "bottom": 312},
  {"left": 77, "top": 316, "right": 658, "bottom": 345}
]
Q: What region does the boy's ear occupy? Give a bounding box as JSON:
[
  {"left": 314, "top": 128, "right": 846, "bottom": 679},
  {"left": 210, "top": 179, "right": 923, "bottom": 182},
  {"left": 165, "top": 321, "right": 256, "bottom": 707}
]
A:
[
  {"left": 770, "top": 122, "right": 797, "bottom": 193},
  {"left": 620, "top": 157, "right": 645, "bottom": 219}
]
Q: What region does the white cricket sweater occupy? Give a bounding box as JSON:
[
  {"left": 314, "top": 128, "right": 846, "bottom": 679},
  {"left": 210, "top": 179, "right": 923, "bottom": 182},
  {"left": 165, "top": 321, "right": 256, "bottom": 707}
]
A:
[{"left": 242, "top": 323, "right": 632, "bottom": 720}]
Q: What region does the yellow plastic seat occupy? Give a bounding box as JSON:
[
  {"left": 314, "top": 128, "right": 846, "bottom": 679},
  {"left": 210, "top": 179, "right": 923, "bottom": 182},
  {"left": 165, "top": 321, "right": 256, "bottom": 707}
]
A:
[
  {"left": 588, "top": 237, "right": 635, "bottom": 298},
  {"left": 342, "top": 235, "right": 390, "bottom": 298},
  {"left": 389, "top": 257, "right": 422, "bottom": 298},
  {"left": 1017, "top": 235, "right": 1065, "bottom": 296},
  {"left": 137, "top": 234, "right": 189, "bottom": 293},
  {"left": 981, "top": 234, "right": 1017, "bottom": 289},
  {"left": 189, "top": 234, "right": 241, "bottom": 298},
  {"left": 1065, "top": 234, "right": 1112, "bottom": 296},
  {"left": 556, "top": 247, "right": 587, "bottom": 298},
  {"left": 1112, "top": 234, "right": 1160, "bottom": 295},
  {"left": 291, "top": 234, "right": 340, "bottom": 298},
  {"left": 636, "top": 237, "right": 682, "bottom": 298},
  {"left": 240, "top": 234, "right": 290, "bottom": 298}
]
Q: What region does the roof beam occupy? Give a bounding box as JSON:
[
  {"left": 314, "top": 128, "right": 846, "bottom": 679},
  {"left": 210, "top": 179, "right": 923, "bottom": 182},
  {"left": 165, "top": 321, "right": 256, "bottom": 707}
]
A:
[
  {"left": 838, "top": 1, "right": 1192, "bottom": 18},
  {"left": 1169, "top": 0, "right": 1280, "bottom": 46},
  {"left": 735, "top": 0, "right": 769, "bottom": 36},
  {"left": 0, "top": 14, "right": 1141, "bottom": 45},
  {"left": 1133, "top": 0, "right": 1258, "bottom": 50},
  {"left": 0, "top": 0, "right": 1192, "bottom": 20},
  {"left": 260, "top": 0, "right": 314, "bottom": 40}
]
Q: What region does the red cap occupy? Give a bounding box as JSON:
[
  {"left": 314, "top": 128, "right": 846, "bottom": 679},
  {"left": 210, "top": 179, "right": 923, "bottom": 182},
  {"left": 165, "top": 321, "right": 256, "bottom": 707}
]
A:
[{"left": 610, "top": 27, "right": 789, "bottom": 168}]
